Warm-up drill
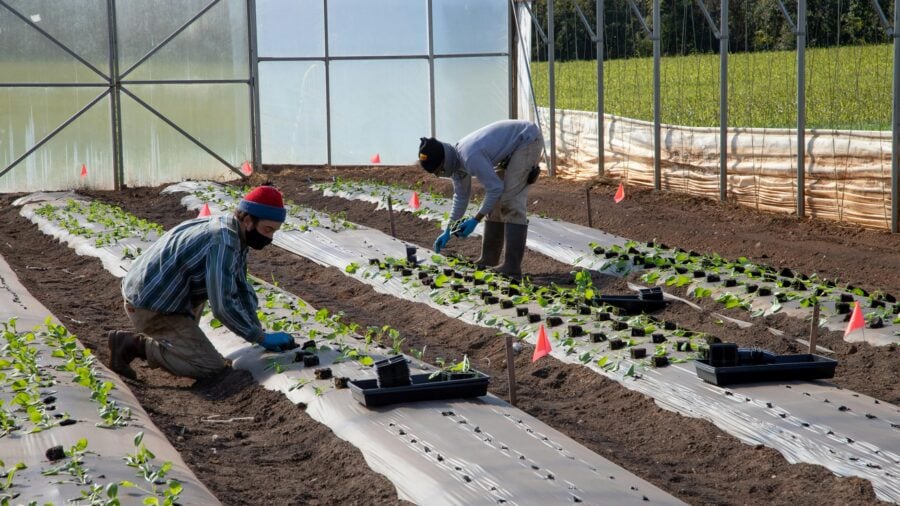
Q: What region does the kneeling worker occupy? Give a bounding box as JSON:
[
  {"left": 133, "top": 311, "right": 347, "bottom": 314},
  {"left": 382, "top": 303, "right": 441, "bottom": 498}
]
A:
[
  {"left": 417, "top": 119, "right": 543, "bottom": 277},
  {"left": 107, "top": 185, "right": 295, "bottom": 380}
]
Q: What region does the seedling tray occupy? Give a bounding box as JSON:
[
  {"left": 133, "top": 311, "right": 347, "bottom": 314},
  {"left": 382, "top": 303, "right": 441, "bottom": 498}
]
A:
[
  {"left": 694, "top": 349, "right": 838, "bottom": 386},
  {"left": 596, "top": 294, "right": 667, "bottom": 314},
  {"left": 349, "top": 371, "right": 490, "bottom": 407}
]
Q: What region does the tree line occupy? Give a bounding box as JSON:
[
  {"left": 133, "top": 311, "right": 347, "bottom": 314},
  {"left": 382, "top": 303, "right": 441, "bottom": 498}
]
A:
[{"left": 528, "top": 0, "right": 893, "bottom": 61}]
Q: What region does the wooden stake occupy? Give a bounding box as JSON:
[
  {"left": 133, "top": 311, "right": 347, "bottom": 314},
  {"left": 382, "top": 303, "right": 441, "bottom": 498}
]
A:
[
  {"left": 585, "top": 187, "right": 593, "bottom": 228},
  {"left": 386, "top": 195, "right": 396, "bottom": 238},
  {"left": 809, "top": 303, "right": 819, "bottom": 354},
  {"left": 505, "top": 335, "right": 518, "bottom": 406}
]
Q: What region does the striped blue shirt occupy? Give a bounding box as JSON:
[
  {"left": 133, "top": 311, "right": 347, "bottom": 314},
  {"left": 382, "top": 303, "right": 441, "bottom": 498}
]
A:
[{"left": 122, "top": 215, "right": 263, "bottom": 342}]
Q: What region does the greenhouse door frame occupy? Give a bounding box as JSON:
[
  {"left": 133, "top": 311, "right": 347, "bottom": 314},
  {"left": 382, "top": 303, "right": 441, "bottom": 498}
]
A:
[{"left": 0, "top": 0, "right": 257, "bottom": 189}]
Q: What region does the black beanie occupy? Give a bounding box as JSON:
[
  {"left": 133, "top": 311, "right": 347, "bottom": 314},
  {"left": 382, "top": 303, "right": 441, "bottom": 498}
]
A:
[{"left": 418, "top": 137, "right": 444, "bottom": 172}]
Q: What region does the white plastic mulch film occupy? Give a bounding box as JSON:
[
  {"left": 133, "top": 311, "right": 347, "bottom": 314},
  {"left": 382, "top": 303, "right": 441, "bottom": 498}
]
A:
[
  {"left": 0, "top": 249, "right": 219, "bottom": 503},
  {"left": 167, "top": 181, "right": 900, "bottom": 502},
  {"left": 313, "top": 178, "right": 900, "bottom": 349},
  {"left": 15, "top": 192, "right": 682, "bottom": 505},
  {"left": 539, "top": 107, "right": 894, "bottom": 230}
]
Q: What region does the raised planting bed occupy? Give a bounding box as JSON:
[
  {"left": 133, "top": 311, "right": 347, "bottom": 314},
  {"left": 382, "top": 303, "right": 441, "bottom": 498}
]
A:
[
  {"left": 694, "top": 348, "right": 838, "bottom": 386},
  {"left": 348, "top": 370, "right": 490, "bottom": 407}
]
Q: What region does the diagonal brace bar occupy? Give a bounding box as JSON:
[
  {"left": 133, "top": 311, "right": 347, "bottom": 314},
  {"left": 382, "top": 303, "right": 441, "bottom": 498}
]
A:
[
  {"left": 521, "top": 0, "right": 548, "bottom": 44},
  {"left": 693, "top": 0, "right": 721, "bottom": 39},
  {"left": 573, "top": 3, "right": 597, "bottom": 42},
  {"left": 870, "top": 0, "right": 894, "bottom": 36},
  {"left": 626, "top": 0, "right": 653, "bottom": 36},
  {"left": 775, "top": 0, "right": 797, "bottom": 34}
]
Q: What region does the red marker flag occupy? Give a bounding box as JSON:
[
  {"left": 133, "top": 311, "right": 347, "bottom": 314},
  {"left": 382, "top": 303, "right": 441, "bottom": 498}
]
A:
[
  {"left": 532, "top": 324, "right": 552, "bottom": 362},
  {"left": 844, "top": 300, "right": 865, "bottom": 337},
  {"left": 370, "top": 153, "right": 381, "bottom": 164},
  {"left": 80, "top": 164, "right": 87, "bottom": 177},
  {"left": 614, "top": 183, "right": 625, "bottom": 203},
  {"left": 408, "top": 191, "right": 420, "bottom": 210},
  {"left": 240, "top": 161, "right": 253, "bottom": 176},
  {"left": 198, "top": 203, "right": 211, "bottom": 217}
]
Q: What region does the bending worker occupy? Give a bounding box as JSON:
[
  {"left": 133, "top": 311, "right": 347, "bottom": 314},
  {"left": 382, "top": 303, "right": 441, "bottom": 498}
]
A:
[
  {"left": 107, "top": 185, "right": 295, "bottom": 380},
  {"left": 417, "top": 119, "right": 543, "bottom": 278}
]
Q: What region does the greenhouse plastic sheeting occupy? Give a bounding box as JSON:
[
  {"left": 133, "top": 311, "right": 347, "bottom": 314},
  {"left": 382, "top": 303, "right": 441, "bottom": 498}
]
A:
[
  {"left": 315, "top": 180, "right": 899, "bottom": 349},
  {"left": 537, "top": 107, "right": 894, "bottom": 230},
  {"left": 0, "top": 252, "right": 220, "bottom": 505},
  {"left": 15, "top": 193, "right": 682, "bottom": 505},
  {"left": 166, "top": 182, "right": 900, "bottom": 502}
]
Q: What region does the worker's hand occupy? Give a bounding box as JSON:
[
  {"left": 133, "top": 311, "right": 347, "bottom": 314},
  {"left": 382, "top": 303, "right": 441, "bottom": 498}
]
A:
[
  {"left": 433, "top": 229, "right": 451, "bottom": 253},
  {"left": 453, "top": 217, "right": 479, "bottom": 238},
  {"left": 260, "top": 331, "right": 294, "bottom": 352}
]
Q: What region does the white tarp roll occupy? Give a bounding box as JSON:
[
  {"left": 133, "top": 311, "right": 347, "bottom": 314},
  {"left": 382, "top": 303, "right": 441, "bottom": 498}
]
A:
[
  {"left": 168, "top": 182, "right": 900, "bottom": 502},
  {"left": 313, "top": 180, "right": 899, "bottom": 349},
  {"left": 0, "top": 252, "right": 220, "bottom": 505},
  {"left": 15, "top": 192, "right": 683, "bottom": 505}
]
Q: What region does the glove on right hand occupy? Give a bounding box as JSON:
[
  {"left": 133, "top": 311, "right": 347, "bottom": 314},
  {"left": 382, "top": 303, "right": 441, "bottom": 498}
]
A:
[{"left": 260, "top": 331, "right": 294, "bottom": 352}]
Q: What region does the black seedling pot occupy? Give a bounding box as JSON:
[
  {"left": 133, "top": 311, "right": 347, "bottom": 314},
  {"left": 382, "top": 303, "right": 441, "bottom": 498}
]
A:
[
  {"left": 646, "top": 240, "right": 655, "bottom": 247},
  {"left": 757, "top": 287, "right": 772, "bottom": 296},
  {"left": 46, "top": 446, "right": 66, "bottom": 461},
  {"left": 643, "top": 261, "right": 657, "bottom": 269},
  {"left": 443, "top": 268, "right": 455, "bottom": 276},
  {"left": 611, "top": 321, "right": 628, "bottom": 331},
  {"left": 480, "top": 291, "right": 493, "bottom": 300},
  {"left": 516, "top": 307, "right": 529, "bottom": 317},
  {"left": 639, "top": 287, "right": 663, "bottom": 301},
  {"left": 732, "top": 265, "right": 746, "bottom": 273},
  {"left": 885, "top": 293, "right": 897, "bottom": 303},
  {"left": 682, "top": 330, "right": 695, "bottom": 337},
  {"left": 630, "top": 327, "right": 645, "bottom": 337},
  {"left": 609, "top": 338, "right": 625, "bottom": 350},
  {"left": 486, "top": 296, "right": 500, "bottom": 304},
  {"left": 774, "top": 292, "right": 788, "bottom": 302},
  {"left": 455, "top": 287, "right": 470, "bottom": 294},
  {"left": 401, "top": 269, "right": 413, "bottom": 277},
  {"left": 893, "top": 304, "right": 900, "bottom": 314},
  {"left": 871, "top": 299, "right": 885, "bottom": 309},
  {"left": 473, "top": 278, "right": 485, "bottom": 286},
  {"left": 568, "top": 325, "right": 584, "bottom": 337},
  {"left": 674, "top": 266, "right": 688, "bottom": 274},
  {"left": 723, "top": 278, "right": 737, "bottom": 287},
  {"left": 452, "top": 271, "right": 464, "bottom": 279},
  {"left": 405, "top": 245, "right": 418, "bottom": 265},
  {"left": 763, "top": 274, "right": 776, "bottom": 282},
  {"left": 792, "top": 280, "right": 807, "bottom": 291},
  {"left": 527, "top": 313, "right": 542, "bottom": 323},
  {"left": 693, "top": 270, "right": 706, "bottom": 278},
  {"left": 418, "top": 271, "right": 430, "bottom": 280},
  {"left": 500, "top": 299, "right": 514, "bottom": 309},
  {"left": 369, "top": 258, "right": 380, "bottom": 266},
  {"left": 604, "top": 251, "right": 619, "bottom": 259},
  {"left": 813, "top": 286, "right": 825, "bottom": 296},
  {"left": 593, "top": 245, "right": 605, "bottom": 254},
  {"left": 750, "top": 269, "right": 762, "bottom": 277},
  {"left": 334, "top": 376, "right": 349, "bottom": 389},
  {"left": 463, "top": 274, "right": 474, "bottom": 282},
  {"left": 590, "top": 332, "right": 607, "bottom": 343},
  {"left": 303, "top": 355, "right": 320, "bottom": 367},
  {"left": 663, "top": 320, "right": 677, "bottom": 331},
  {"left": 676, "top": 340, "right": 692, "bottom": 352},
  {"left": 651, "top": 333, "right": 666, "bottom": 344},
  {"left": 546, "top": 316, "right": 563, "bottom": 327},
  {"left": 708, "top": 343, "right": 738, "bottom": 367},
  {"left": 595, "top": 312, "right": 611, "bottom": 321},
  {"left": 628, "top": 246, "right": 640, "bottom": 254},
  {"left": 745, "top": 284, "right": 758, "bottom": 294},
  {"left": 375, "top": 355, "right": 411, "bottom": 388},
  {"left": 630, "top": 348, "right": 647, "bottom": 359},
  {"left": 835, "top": 302, "right": 851, "bottom": 314},
  {"left": 579, "top": 305, "right": 592, "bottom": 315},
  {"left": 839, "top": 293, "right": 854, "bottom": 302},
  {"left": 706, "top": 274, "right": 720, "bottom": 283},
  {"left": 779, "top": 267, "right": 794, "bottom": 278},
  {"left": 391, "top": 264, "right": 404, "bottom": 272},
  {"left": 314, "top": 368, "right": 333, "bottom": 380},
  {"left": 632, "top": 255, "right": 645, "bottom": 264},
  {"left": 502, "top": 286, "right": 521, "bottom": 296},
  {"left": 869, "top": 316, "right": 885, "bottom": 329},
  {"left": 651, "top": 355, "right": 669, "bottom": 367}
]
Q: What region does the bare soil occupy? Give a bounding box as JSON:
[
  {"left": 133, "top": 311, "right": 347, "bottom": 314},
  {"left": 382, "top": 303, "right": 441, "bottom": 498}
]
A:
[{"left": 1, "top": 162, "right": 894, "bottom": 504}]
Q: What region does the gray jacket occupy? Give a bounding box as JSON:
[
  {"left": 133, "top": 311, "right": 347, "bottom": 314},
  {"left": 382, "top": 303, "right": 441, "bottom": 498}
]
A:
[{"left": 442, "top": 120, "right": 542, "bottom": 221}]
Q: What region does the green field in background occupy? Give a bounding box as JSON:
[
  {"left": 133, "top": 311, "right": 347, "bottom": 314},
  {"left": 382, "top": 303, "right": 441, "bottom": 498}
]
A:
[{"left": 531, "top": 44, "right": 892, "bottom": 130}]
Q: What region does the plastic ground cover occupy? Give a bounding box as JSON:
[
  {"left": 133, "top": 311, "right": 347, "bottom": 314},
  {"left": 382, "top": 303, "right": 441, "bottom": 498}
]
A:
[
  {"left": 168, "top": 182, "right": 900, "bottom": 502},
  {"left": 314, "top": 179, "right": 900, "bottom": 348},
  {"left": 0, "top": 251, "right": 220, "bottom": 504},
  {"left": 15, "top": 192, "right": 683, "bottom": 505}
]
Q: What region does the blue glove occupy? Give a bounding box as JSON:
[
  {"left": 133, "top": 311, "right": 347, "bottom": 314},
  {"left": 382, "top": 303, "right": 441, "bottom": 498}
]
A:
[
  {"left": 453, "top": 217, "right": 479, "bottom": 238},
  {"left": 260, "top": 331, "right": 294, "bottom": 352},
  {"left": 434, "top": 229, "right": 451, "bottom": 253}
]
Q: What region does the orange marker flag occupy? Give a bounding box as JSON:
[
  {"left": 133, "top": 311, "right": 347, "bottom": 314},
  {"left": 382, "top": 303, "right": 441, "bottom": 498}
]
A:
[
  {"left": 370, "top": 153, "right": 381, "bottom": 164},
  {"left": 614, "top": 182, "right": 625, "bottom": 203},
  {"left": 197, "top": 203, "right": 211, "bottom": 217},
  {"left": 80, "top": 164, "right": 87, "bottom": 177},
  {"left": 240, "top": 161, "right": 253, "bottom": 176},
  {"left": 408, "top": 191, "right": 420, "bottom": 210},
  {"left": 532, "top": 324, "right": 552, "bottom": 362},
  {"left": 844, "top": 300, "right": 865, "bottom": 337}
]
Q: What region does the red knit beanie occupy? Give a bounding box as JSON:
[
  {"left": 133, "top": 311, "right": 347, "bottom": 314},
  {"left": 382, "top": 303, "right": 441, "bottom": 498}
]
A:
[{"left": 237, "top": 185, "right": 286, "bottom": 222}]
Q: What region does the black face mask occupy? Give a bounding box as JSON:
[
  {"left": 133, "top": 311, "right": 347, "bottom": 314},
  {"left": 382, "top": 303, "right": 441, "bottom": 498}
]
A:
[{"left": 245, "top": 226, "right": 272, "bottom": 250}]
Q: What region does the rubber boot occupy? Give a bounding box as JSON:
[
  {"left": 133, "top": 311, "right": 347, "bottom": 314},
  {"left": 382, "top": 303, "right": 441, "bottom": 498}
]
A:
[
  {"left": 107, "top": 330, "right": 147, "bottom": 380},
  {"left": 495, "top": 223, "right": 528, "bottom": 278},
  {"left": 474, "top": 221, "right": 504, "bottom": 268}
]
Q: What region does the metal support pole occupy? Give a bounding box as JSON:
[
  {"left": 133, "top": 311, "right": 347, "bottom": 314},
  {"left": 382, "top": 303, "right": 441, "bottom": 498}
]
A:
[
  {"left": 509, "top": 1, "right": 518, "bottom": 119},
  {"left": 107, "top": 0, "right": 123, "bottom": 189},
  {"left": 893, "top": 0, "right": 900, "bottom": 232},
  {"left": 796, "top": 0, "right": 807, "bottom": 217},
  {"left": 505, "top": 335, "right": 518, "bottom": 406},
  {"left": 808, "top": 303, "right": 819, "bottom": 354},
  {"left": 548, "top": 0, "right": 557, "bottom": 177},
  {"left": 428, "top": 0, "right": 436, "bottom": 136},
  {"left": 248, "top": 0, "right": 262, "bottom": 172},
  {"left": 585, "top": 187, "right": 593, "bottom": 228},
  {"left": 386, "top": 195, "right": 397, "bottom": 238},
  {"left": 719, "top": 0, "right": 728, "bottom": 201},
  {"left": 597, "top": 0, "right": 604, "bottom": 176},
  {"left": 324, "top": 0, "right": 333, "bottom": 165},
  {"left": 652, "top": 0, "right": 661, "bottom": 190}
]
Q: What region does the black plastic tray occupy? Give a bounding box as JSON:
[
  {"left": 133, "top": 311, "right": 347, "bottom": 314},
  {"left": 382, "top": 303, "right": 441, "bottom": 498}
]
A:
[
  {"left": 694, "top": 349, "right": 838, "bottom": 386},
  {"left": 349, "top": 371, "right": 490, "bottom": 407},
  {"left": 596, "top": 294, "right": 667, "bottom": 314}
]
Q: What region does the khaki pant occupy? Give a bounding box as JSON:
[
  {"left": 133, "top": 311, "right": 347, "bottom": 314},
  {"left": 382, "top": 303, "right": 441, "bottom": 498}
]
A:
[
  {"left": 487, "top": 137, "right": 544, "bottom": 225},
  {"left": 124, "top": 300, "right": 227, "bottom": 379}
]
